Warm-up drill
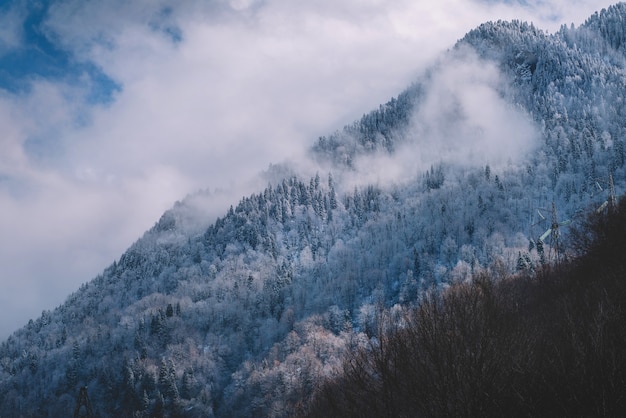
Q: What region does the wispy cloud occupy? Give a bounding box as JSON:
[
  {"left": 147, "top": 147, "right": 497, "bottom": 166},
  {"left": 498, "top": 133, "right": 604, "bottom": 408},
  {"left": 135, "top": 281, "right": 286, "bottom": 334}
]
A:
[
  {"left": 410, "top": 47, "right": 539, "bottom": 167},
  {"left": 0, "top": 0, "right": 617, "bottom": 339},
  {"left": 342, "top": 47, "right": 541, "bottom": 190}
]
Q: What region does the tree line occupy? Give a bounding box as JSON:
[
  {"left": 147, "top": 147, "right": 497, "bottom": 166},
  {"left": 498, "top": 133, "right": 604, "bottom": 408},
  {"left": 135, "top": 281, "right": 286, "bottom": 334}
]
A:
[{"left": 306, "top": 197, "right": 626, "bottom": 417}]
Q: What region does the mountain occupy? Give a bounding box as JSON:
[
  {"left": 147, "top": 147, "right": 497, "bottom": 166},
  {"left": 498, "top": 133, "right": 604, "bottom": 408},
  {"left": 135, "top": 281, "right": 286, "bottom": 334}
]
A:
[
  {"left": 2, "top": 3, "right": 626, "bottom": 417},
  {"left": 307, "top": 196, "right": 626, "bottom": 417}
]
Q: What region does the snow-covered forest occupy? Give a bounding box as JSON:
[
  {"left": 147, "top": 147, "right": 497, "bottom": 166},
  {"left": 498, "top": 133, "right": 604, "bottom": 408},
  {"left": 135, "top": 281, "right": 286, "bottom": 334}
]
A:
[
  {"left": 307, "top": 197, "right": 626, "bottom": 417},
  {"left": 2, "top": 3, "right": 626, "bottom": 417}
]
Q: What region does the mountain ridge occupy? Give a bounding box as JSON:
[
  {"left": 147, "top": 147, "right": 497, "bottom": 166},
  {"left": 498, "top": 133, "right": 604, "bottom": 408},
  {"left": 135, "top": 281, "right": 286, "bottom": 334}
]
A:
[{"left": 2, "top": 4, "right": 626, "bottom": 416}]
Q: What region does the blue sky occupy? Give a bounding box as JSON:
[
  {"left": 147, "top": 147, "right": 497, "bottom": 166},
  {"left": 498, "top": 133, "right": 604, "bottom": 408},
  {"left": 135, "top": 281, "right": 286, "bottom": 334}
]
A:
[
  {"left": 0, "top": 1, "right": 118, "bottom": 99},
  {"left": 0, "top": 0, "right": 617, "bottom": 339}
]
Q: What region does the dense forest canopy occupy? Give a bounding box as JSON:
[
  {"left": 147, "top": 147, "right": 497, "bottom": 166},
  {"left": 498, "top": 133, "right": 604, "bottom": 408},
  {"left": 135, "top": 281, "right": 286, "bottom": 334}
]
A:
[
  {"left": 2, "top": 3, "right": 626, "bottom": 417},
  {"left": 308, "top": 197, "right": 626, "bottom": 417}
]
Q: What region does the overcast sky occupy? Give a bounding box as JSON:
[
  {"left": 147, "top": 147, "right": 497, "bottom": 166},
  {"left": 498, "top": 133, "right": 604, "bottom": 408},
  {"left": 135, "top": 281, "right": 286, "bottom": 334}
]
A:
[{"left": 0, "top": 0, "right": 616, "bottom": 339}]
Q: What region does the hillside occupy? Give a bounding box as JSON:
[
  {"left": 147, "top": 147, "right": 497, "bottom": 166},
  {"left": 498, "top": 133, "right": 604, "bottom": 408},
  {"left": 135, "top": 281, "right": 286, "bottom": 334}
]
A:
[
  {"left": 307, "top": 196, "right": 626, "bottom": 417},
  {"left": 2, "top": 4, "right": 626, "bottom": 417}
]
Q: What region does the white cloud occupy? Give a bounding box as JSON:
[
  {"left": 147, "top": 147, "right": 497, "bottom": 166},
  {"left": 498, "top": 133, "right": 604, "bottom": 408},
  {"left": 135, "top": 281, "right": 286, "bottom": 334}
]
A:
[
  {"left": 409, "top": 47, "right": 539, "bottom": 167},
  {"left": 340, "top": 49, "right": 541, "bottom": 190},
  {"left": 0, "top": 0, "right": 618, "bottom": 339}
]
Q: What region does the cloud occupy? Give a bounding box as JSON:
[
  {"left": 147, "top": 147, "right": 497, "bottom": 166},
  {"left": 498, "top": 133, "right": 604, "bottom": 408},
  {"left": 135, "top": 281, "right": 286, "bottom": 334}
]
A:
[
  {"left": 409, "top": 47, "right": 539, "bottom": 167},
  {"left": 0, "top": 0, "right": 618, "bottom": 339},
  {"left": 339, "top": 47, "right": 540, "bottom": 191}
]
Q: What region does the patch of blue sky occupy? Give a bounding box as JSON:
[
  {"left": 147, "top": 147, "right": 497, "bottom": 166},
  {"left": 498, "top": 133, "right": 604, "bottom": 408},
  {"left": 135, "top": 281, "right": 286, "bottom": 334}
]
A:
[
  {"left": 0, "top": 47, "right": 121, "bottom": 103},
  {"left": 23, "top": 133, "right": 64, "bottom": 163},
  {"left": 0, "top": 0, "right": 120, "bottom": 103},
  {"left": 150, "top": 6, "right": 184, "bottom": 44}
]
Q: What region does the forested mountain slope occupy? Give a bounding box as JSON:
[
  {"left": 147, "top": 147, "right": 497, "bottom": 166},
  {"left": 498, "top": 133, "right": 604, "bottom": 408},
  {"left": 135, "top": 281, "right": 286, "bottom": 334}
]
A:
[
  {"left": 308, "top": 197, "right": 626, "bottom": 417},
  {"left": 2, "top": 4, "right": 626, "bottom": 417}
]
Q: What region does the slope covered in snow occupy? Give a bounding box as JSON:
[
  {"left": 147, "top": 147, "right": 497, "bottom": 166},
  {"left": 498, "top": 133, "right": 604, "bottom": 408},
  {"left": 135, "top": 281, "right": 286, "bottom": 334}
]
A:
[{"left": 2, "top": 4, "right": 626, "bottom": 416}]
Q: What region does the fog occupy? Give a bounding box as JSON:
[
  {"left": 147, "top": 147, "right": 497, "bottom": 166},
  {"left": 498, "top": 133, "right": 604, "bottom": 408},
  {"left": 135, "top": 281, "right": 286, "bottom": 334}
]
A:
[
  {"left": 0, "top": 0, "right": 616, "bottom": 339},
  {"left": 334, "top": 47, "right": 540, "bottom": 191},
  {"left": 409, "top": 48, "right": 539, "bottom": 167}
]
